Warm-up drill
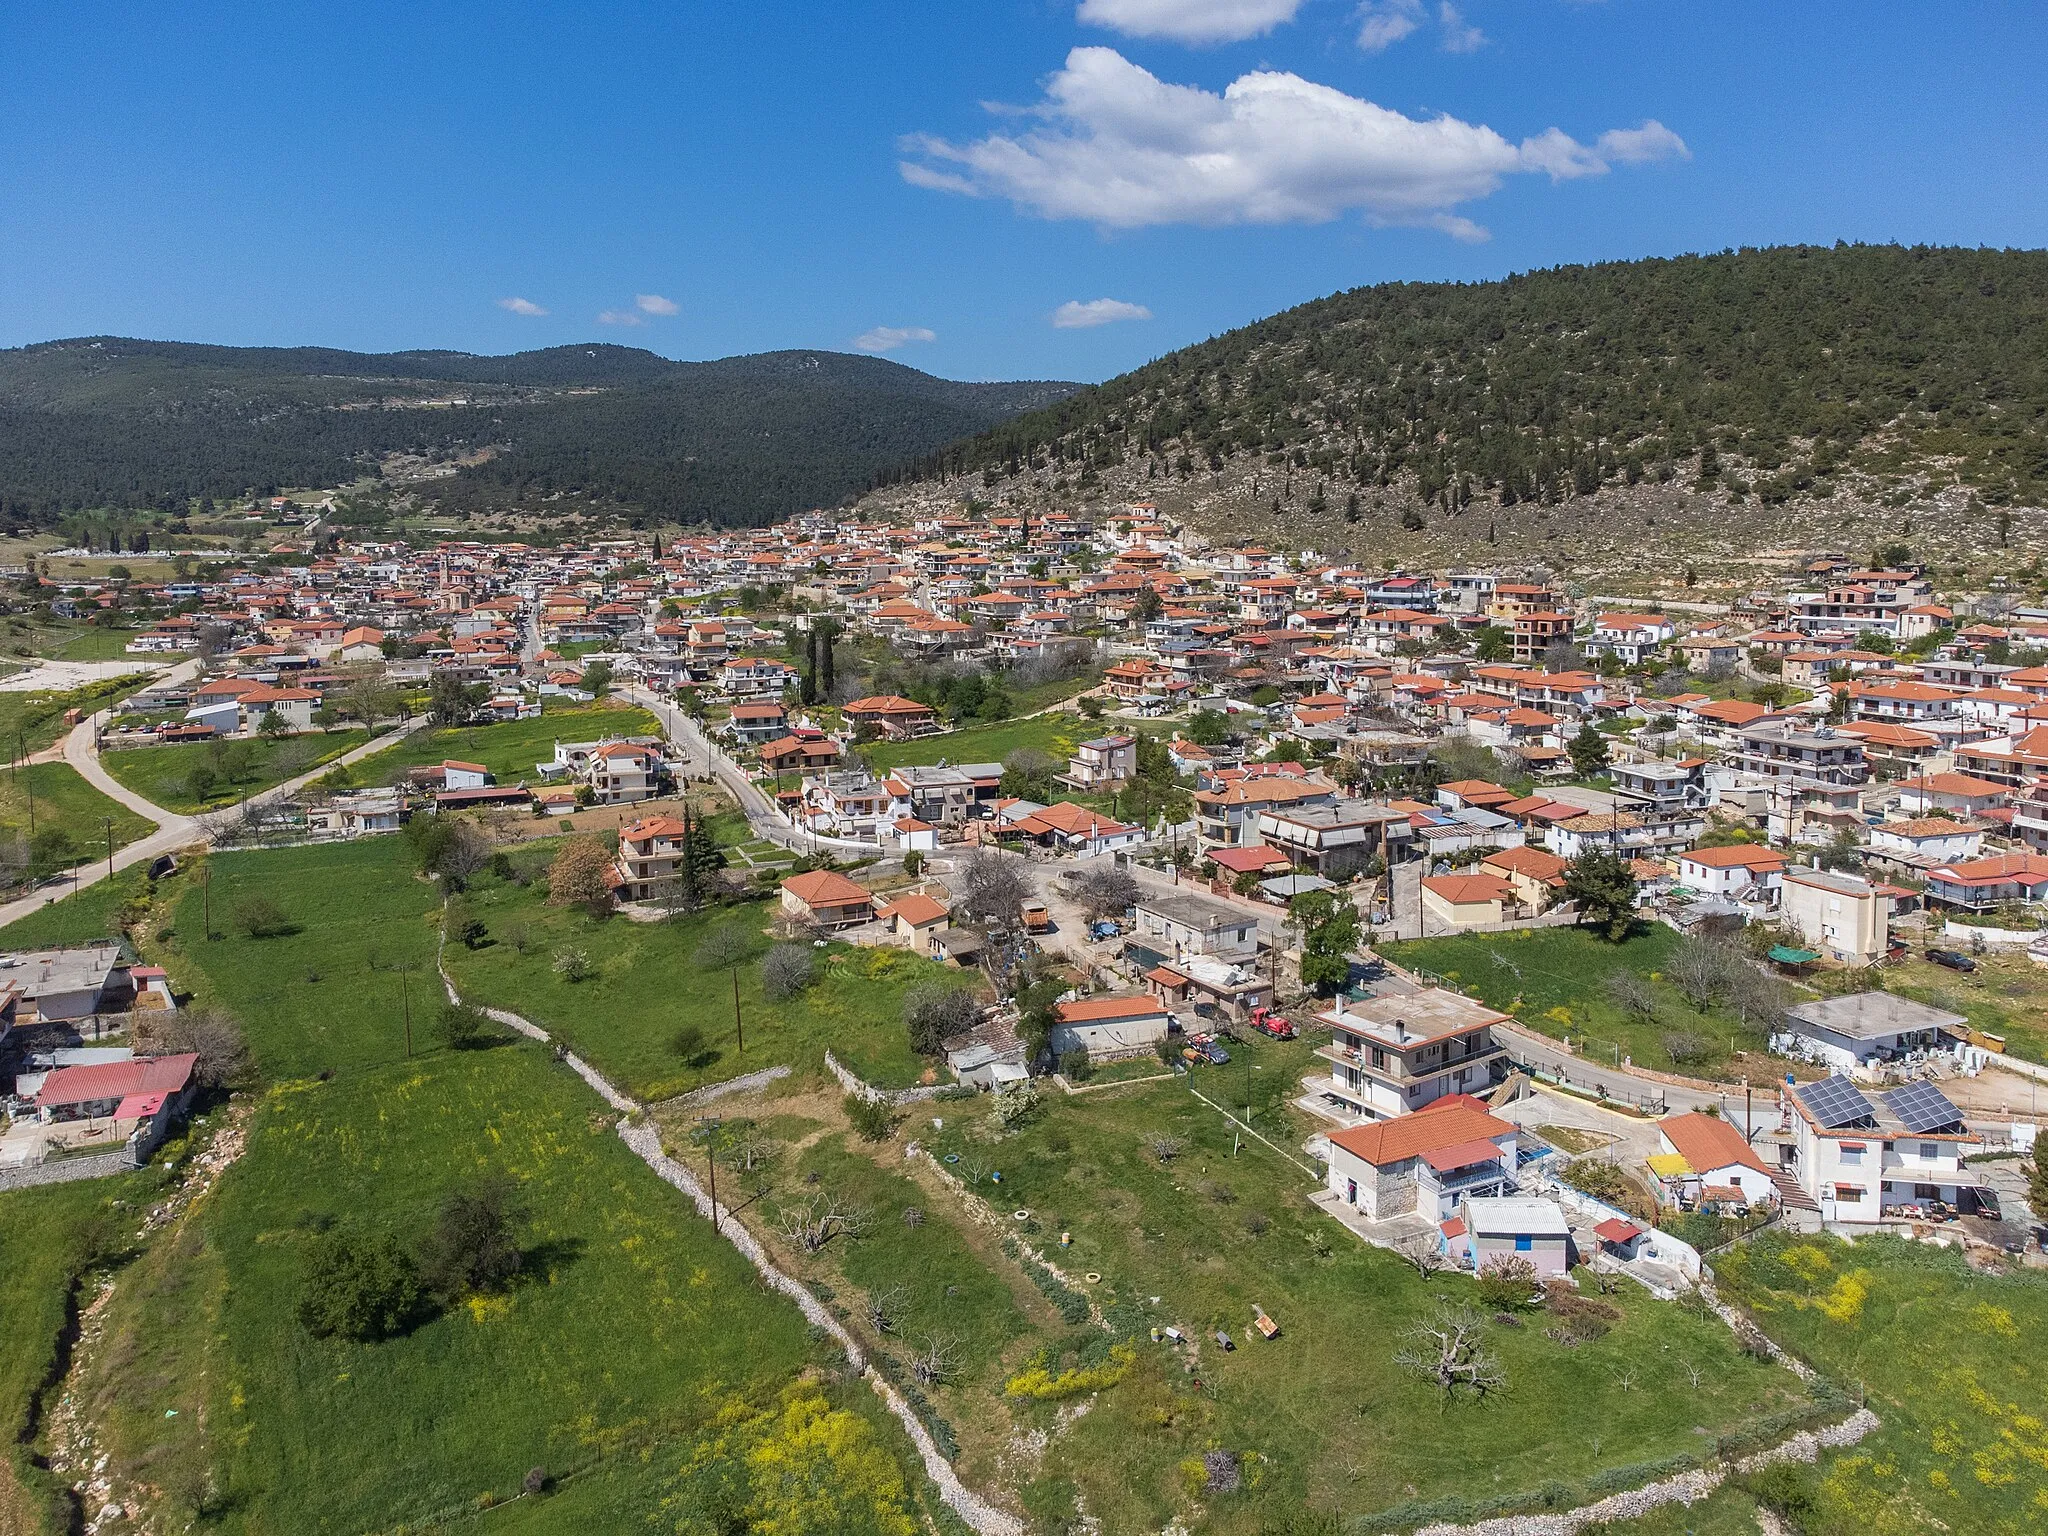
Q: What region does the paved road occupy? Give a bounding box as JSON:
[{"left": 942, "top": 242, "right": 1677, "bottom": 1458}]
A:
[
  {"left": 620, "top": 684, "right": 880, "bottom": 858},
  {"left": 0, "top": 681, "right": 426, "bottom": 931}
]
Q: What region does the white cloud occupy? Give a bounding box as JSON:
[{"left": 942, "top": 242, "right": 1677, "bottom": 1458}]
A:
[
  {"left": 1597, "top": 119, "right": 1691, "bottom": 165},
  {"left": 1437, "top": 1, "right": 1485, "bottom": 52},
  {"left": 1077, "top": 0, "right": 1302, "bottom": 44},
  {"left": 597, "top": 309, "right": 644, "bottom": 326},
  {"left": 901, "top": 47, "right": 1684, "bottom": 234},
  {"left": 497, "top": 297, "right": 548, "bottom": 316},
  {"left": 635, "top": 293, "right": 679, "bottom": 315},
  {"left": 1355, "top": 0, "right": 1422, "bottom": 52},
  {"left": 853, "top": 325, "right": 937, "bottom": 353},
  {"left": 1053, "top": 298, "right": 1154, "bottom": 328}
]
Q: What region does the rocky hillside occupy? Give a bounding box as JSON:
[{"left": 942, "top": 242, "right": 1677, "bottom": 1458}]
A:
[{"left": 864, "top": 245, "right": 2048, "bottom": 592}]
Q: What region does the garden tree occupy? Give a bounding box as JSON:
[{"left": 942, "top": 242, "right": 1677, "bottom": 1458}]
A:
[
  {"left": 133, "top": 1005, "right": 251, "bottom": 1091},
  {"left": 1563, "top": 849, "right": 1639, "bottom": 941},
  {"left": 903, "top": 983, "right": 981, "bottom": 1055},
  {"left": 296, "top": 1226, "right": 423, "bottom": 1342},
  {"left": 405, "top": 816, "right": 492, "bottom": 888},
  {"left": 417, "top": 1174, "right": 526, "bottom": 1298},
  {"left": 1130, "top": 586, "right": 1164, "bottom": 624},
  {"left": 957, "top": 848, "right": 1029, "bottom": 932},
  {"left": 999, "top": 747, "right": 1059, "bottom": 803},
  {"left": 1184, "top": 707, "right": 1231, "bottom": 746},
  {"left": 901, "top": 848, "right": 924, "bottom": 879},
  {"left": 257, "top": 708, "right": 289, "bottom": 739},
  {"left": 427, "top": 671, "right": 486, "bottom": 725},
  {"left": 814, "top": 617, "right": 840, "bottom": 697},
  {"left": 1290, "top": 888, "right": 1360, "bottom": 995},
  {"left": 1568, "top": 722, "right": 1611, "bottom": 778},
  {"left": 1427, "top": 737, "right": 1500, "bottom": 788},
  {"left": 581, "top": 660, "right": 614, "bottom": 696},
  {"left": 1331, "top": 754, "right": 1367, "bottom": 796},
  {"left": 1016, "top": 976, "right": 1067, "bottom": 1067},
  {"left": 1604, "top": 969, "right": 1659, "bottom": 1024},
  {"left": 546, "top": 835, "right": 615, "bottom": 913},
  {"left": 1471, "top": 624, "right": 1512, "bottom": 662},
  {"left": 760, "top": 942, "right": 816, "bottom": 1000},
  {"left": 1475, "top": 1255, "right": 1539, "bottom": 1311},
  {"left": 1071, "top": 865, "right": 1139, "bottom": 922},
  {"left": 1817, "top": 828, "right": 1865, "bottom": 873}
]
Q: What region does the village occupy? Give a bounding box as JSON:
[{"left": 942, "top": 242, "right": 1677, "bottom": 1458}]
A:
[{"left": 3, "top": 497, "right": 2047, "bottom": 1534}]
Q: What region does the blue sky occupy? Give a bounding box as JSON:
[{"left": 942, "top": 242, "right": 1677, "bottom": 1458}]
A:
[{"left": 4, "top": 2, "right": 2044, "bottom": 383}]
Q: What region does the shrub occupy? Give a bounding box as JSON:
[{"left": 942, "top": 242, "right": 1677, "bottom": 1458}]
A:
[
  {"left": 234, "top": 896, "right": 293, "bottom": 938},
  {"left": 761, "top": 942, "right": 816, "bottom": 1000},
  {"left": 552, "top": 947, "right": 593, "bottom": 983},
  {"left": 1005, "top": 1343, "right": 1135, "bottom": 1399},
  {"left": 418, "top": 1174, "right": 526, "bottom": 1299},
  {"left": 296, "top": 1227, "right": 423, "bottom": 1341},
  {"left": 1057, "top": 1048, "right": 1093, "bottom": 1081},
  {"left": 132, "top": 1005, "right": 250, "bottom": 1091},
  {"left": 435, "top": 1003, "right": 499, "bottom": 1051},
  {"left": 522, "top": 1468, "right": 550, "bottom": 1497},
  {"left": 1475, "top": 1255, "right": 1539, "bottom": 1311},
  {"left": 844, "top": 1093, "right": 895, "bottom": 1142}
]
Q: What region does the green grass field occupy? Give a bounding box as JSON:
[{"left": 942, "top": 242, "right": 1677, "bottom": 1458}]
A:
[
  {"left": 0, "top": 675, "right": 152, "bottom": 757},
  {"left": 900, "top": 1055, "right": 1810, "bottom": 1533},
  {"left": 0, "top": 760, "right": 158, "bottom": 873},
  {"left": 99, "top": 730, "right": 371, "bottom": 815},
  {"left": 0, "top": 863, "right": 156, "bottom": 951},
  {"left": 1867, "top": 949, "right": 2048, "bottom": 1066},
  {"left": 44, "top": 627, "right": 150, "bottom": 662},
  {"left": 346, "top": 704, "right": 661, "bottom": 789},
  {"left": 1384, "top": 925, "right": 1771, "bottom": 1076},
  {"left": 57, "top": 838, "right": 942, "bottom": 1534},
  {"left": 445, "top": 869, "right": 951, "bottom": 1100},
  {"left": 0, "top": 1174, "right": 160, "bottom": 1534},
  {"left": 1714, "top": 1232, "right": 2048, "bottom": 1534},
  {"left": 862, "top": 714, "right": 1089, "bottom": 774}
]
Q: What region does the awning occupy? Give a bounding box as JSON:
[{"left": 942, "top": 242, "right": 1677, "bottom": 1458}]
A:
[
  {"left": 1768, "top": 945, "right": 1821, "bottom": 964},
  {"left": 1647, "top": 1152, "right": 1693, "bottom": 1178},
  {"left": 1422, "top": 1138, "right": 1504, "bottom": 1174},
  {"left": 1593, "top": 1217, "right": 1642, "bottom": 1244},
  {"left": 113, "top": 1092, "right": 166, "bottom": 1120}
]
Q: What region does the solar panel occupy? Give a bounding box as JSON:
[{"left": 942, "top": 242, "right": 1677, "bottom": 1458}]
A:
[
  {"left": 1883, "top": 1080, "right": 1966, "bottom": 1136},
  {"left": 1796, "top": 1075, "right": 1877, "bottom": 1130}
]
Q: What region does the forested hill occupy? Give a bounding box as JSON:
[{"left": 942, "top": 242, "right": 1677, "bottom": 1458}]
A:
[
  {"left": 0, "top": 340, "right": 1077, "bottom": 528},
  {"left": 894, "top": 245, "right": 2048, "bottom": 514}
]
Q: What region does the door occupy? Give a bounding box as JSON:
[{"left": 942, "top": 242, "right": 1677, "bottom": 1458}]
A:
[{"left": 1347, "top": 1178, "right": 1358, "bottom": 1205}]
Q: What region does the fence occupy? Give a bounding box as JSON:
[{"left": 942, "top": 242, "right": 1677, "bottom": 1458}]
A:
[{"left": 0, "top": 1135, "right": 146, "bottom": 1192}]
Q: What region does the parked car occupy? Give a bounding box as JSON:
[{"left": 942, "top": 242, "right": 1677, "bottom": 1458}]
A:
[
  {"left": 1181, "top": 1035, "right": 1231, "bottom": 1065},
  {"left": 1926, "top": 948, "right": 1978, "bottom": 973},
  {"left": 1251, "top": 1007, "right": 1295, "bottom": 1040}
]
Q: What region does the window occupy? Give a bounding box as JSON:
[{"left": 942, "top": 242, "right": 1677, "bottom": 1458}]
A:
[
  {"left": 1840, "top": 1143, "right": 1865, "bottom": 1164},
  {"left": 1833, "top": 1184, "right": 1864, "bottom": 1202},
  {"left": 1514, "top": 1235, "right": 1533, "bottom": 1252},
  {"left": 1919, "top": 1142, "right": 1937, "bottom": 1160}
]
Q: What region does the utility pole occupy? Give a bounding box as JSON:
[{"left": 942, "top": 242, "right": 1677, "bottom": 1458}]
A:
[
  {"left": 731, "top": 966, "right": 744, "bottom": 1053},
  {"left": 201, "top": 862, "right": 211, "bottom": 939},
  {"left": 104, "top": 816, "right": 114, "bottom": 882},
  {"left": 402, "top": 974, "right": 413, "bottom": 1059},
  {"left": 700, "top": 1115, "right": 721, "bottom": 1232}
]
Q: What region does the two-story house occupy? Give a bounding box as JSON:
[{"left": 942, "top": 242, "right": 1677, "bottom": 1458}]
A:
[
  {"left": 1314, "top": 989, "right": 1510, "bottom": 1122},
  {"left": 1787, "top": 1074, "right": 1981, "bottom": 1225},
  {"left": 1323, "top": 1096, "right": 1520, "bottom": 1222},
  {"left": 1066, "top": 734, "right": 1137, "bottom": 790}
]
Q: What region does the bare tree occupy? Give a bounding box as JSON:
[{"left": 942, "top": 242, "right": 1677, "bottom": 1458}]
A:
[
  {"left": 1395, "top": 1305, "right": 1506, "bottom": 1400},
  {"left": 133, "top": 1005, "right": 251, "bottom": 1090},
  {"left": 1605, "top": 969, "right": 1659, "bottom": 1024},
  {"left": 1660, "top": 1030, "right": 1713, "bottom": 1069},
  {"left": 908, "top": 1333, "right": 962, "bottom": 1386},
  {"left": 723, "top": 1127, "right": 778, "bottom": 1174},
  {"left": 1679, "top": 1359, "right": 1706, "bottom": 1390},
  {"left": 864, "top": 1284, "right": 908, "bottom": 1335},
  {"left": 1149, "top": 1135, "right": 1183, "bottom": 1163},
  {"left": 761, "top": 942, "right": 817, "bottom": 1000},
  {"left": 1668, "top": 936, "right": 1739, "bottom": 1012},
  {"left": 904, "top": 983, "right": 981, "bottom": 1055},
  {"left": 1072, "top": 865, "right": 1140, "bottom": 922},
  {"left": 1728, "top": 964, "right": 1792, "bottom": 1031},
  {"left": 693, "top": 923, "right": 755, "bottom": 972},
  {"left": 1395, "top": 1233, "right": 1452, "bottom": 1277},
  {"left": 776, "top": 1191, "right": 867, "bottom": 1254},
  {"left": 958, "top": 848, "right": 1029, "bottom": 931}
]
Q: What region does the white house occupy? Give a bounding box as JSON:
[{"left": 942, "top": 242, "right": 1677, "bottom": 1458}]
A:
[
  {"left": 1772, "top": 993, "right": 1971, "bottom": 1075},
  {"left": 1050, "top": 994, "right": 1171, "bottom": 1062},
  {"left": 1446, "top": 1195, "right": 1572, "bottom": 1278},
  {"left": 1787, "top": 1074, "right": 1981, "bottom": 1225},
  {"left": 1655, "top": 1111, "right": 1780, "bottom": 1207},
  {"left": 1675, "top": 845, "right": 1786, "bottom": 902},
  {"left": 1323, "top": 1097, "right": 1519, "bottom": 1221}
]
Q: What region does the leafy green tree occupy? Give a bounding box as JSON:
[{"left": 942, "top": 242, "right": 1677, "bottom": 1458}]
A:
[
  {"left": 417, "top": 1175, "right": 526, "bottom": 1298},
  {"left": 1185, "top": 708, "right": 1231, "bottom": 746},
  {"left": 1471, "top": 624, "right": 1512, "bottom": 663},
  {"left": 1290, "top": 889, "right": 1360, "bottom": 996},
  {"left": 1563, "top": 849, "right": 1640, "bottom": 941},
  {"left": 2028, "top": 1135, "right": 2048, "bottom": 1224},
  {"left": 296, "top": 1226, "right": 423, "bottom": 1341},
  {"left": 1568, "top": 722, "right": 1611, "bottom": 778}
]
